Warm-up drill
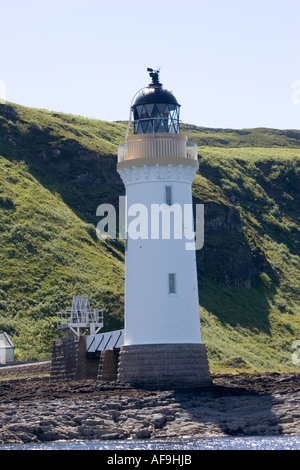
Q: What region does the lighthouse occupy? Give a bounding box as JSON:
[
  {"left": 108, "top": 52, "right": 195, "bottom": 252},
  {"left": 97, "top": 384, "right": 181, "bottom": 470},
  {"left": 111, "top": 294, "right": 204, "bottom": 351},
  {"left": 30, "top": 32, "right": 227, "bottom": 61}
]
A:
[{"left": 117, "top": 69, "right": 211, "bottom": 386}]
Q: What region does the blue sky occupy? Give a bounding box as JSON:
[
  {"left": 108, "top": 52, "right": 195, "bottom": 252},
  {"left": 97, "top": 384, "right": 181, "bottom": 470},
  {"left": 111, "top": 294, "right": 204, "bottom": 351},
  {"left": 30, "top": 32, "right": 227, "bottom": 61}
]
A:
[{"left": 1, "top": 0, "right": 300, "bottom": 129}]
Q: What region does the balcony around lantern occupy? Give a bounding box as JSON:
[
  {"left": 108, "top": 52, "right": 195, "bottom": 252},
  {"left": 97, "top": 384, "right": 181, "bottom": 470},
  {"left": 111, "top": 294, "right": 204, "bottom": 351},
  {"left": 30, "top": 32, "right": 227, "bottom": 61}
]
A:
[{"left": 117, "top": 133, "right": 198, "bottom": 168}]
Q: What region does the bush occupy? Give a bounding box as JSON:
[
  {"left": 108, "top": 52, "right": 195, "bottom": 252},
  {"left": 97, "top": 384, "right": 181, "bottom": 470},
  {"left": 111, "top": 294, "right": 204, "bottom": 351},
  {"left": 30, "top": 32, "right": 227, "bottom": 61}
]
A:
[{"left": 0, "top": 194, "right": 15, "bottom": 210}]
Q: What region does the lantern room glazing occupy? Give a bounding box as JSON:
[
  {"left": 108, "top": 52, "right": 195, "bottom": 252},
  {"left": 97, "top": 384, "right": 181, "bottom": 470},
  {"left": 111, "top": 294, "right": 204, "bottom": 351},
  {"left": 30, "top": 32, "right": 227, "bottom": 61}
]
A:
[{"left": 131, "top": 68, "right": 181, "bottom": 135}]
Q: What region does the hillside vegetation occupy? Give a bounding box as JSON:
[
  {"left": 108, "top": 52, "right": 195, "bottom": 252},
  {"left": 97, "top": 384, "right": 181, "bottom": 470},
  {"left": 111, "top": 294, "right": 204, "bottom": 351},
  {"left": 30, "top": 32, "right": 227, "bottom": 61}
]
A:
[{"left": 0, "top": 101, "right": 299, "bottom": 373}]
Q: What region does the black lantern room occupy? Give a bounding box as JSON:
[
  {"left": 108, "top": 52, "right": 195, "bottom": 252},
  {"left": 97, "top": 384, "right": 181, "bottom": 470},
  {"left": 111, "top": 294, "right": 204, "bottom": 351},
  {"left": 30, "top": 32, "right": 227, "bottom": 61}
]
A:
[{"left": 132, "top": 68, "right": 181, "bottom": 135}]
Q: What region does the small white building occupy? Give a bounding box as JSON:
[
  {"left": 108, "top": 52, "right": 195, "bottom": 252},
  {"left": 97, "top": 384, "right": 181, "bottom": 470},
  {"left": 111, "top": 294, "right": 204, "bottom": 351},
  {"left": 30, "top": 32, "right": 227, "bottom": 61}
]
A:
[{"left": 0, "top": 332, "right": 15, "bottom": 364}]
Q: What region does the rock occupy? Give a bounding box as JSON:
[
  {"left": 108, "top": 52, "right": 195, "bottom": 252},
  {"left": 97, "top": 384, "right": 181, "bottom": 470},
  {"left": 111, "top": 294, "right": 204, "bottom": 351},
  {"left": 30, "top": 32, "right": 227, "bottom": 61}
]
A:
[
  {"left": 0, "top": 373, "right": 299, "bottom": 444},
  {"left": 78, "top": 425, "right": 94, "bottom": 438},
  {"left": 150, "top": 413, "right": 167, "bottom": 429},
  {"left": 17, "top": 431, "right": 38, "bottom": 443},
  {"left": 100, "top": 432, "right": 123, "bottom": 440},
  {"left": 135, "top": 429, "right": 151, "bottom": 439}
]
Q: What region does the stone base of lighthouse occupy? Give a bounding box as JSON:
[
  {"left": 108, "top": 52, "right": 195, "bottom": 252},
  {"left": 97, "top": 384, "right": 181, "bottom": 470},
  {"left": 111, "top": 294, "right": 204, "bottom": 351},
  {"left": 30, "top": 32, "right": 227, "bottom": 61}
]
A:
[{"left": 117, "top": 343, "right": 211, "bottom": 387}]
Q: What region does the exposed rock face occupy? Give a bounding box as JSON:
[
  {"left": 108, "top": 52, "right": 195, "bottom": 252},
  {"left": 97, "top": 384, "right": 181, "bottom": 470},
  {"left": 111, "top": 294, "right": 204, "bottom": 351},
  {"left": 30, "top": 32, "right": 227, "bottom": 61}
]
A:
[
  {"left": 0, "top": 104, "right": 18, "bottom": 122},
  {"left": 196, "top": 201, "right": 260, "bottom": 290},
  {"left": 0, "top": 372, "right": 299, "bottom": 444}
]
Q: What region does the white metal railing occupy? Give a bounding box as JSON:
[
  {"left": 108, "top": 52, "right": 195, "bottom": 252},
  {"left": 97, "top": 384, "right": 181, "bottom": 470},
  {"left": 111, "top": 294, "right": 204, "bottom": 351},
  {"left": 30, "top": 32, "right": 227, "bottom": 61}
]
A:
[
  {"left": 56, "top": 295, "right": 104, "bottom": 336},
  {"left": 56, "top": 309, "right": 104, "bottom": 328},
  {"left": 118, "top": 143, "right": 126, "bottom": 162},
  {"left": 118, "top": 135, "right": 198, "bottom": 163},
  {"left": 186, "top": 141, "right": 198, "bottom": 161}
]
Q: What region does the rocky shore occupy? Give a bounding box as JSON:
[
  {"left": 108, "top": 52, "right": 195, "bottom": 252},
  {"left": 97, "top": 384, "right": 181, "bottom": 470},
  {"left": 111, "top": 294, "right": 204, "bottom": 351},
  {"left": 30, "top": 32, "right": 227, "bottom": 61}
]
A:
[{"left": 0, "top": 372, "right": 299, "bottom": 444}]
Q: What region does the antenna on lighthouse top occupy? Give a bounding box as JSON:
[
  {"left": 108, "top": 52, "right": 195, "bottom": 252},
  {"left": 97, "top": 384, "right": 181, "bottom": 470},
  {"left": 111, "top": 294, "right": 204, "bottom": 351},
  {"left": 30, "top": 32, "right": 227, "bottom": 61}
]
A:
[{"left": 147, "top": 67, "right": 162, "bottom": 88}]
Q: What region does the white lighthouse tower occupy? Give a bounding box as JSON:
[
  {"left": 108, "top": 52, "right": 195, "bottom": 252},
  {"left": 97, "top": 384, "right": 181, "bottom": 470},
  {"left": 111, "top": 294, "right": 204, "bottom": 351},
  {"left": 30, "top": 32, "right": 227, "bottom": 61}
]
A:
[{"left": 117, "top": 69, "right": 211, "bottom": 386}]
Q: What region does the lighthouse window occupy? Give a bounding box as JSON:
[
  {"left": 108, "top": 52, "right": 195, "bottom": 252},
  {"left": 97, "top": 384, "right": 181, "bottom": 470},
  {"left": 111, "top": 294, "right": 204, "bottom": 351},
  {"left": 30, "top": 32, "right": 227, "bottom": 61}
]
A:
[
  {"left": 133, "top": 102, "right": 181, "bottom": 135},
  {"left": 145, "top": 103, "right": 155, "bottom": 116},
  {"left": 147, "top": 120, "right": 154, "bottom": 133},
  {"left": 169, "top": 273, "right": 176, "bottom": 294},
  {"left": 140, "top": 106, "right": 148, "bottom": 119},
  {"left": 141, "top": 121, "right": 149, "bottom": 133},
  {"left": 165, "top": 186, "right": 172, "bottom": 206}
]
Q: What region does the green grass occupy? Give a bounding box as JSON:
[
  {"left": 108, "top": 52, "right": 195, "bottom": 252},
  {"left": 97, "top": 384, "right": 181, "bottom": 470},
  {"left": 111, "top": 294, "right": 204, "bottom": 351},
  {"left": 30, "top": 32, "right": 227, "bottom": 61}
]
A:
[
  {"left": 0, "top": 155, "right": 125, "bottom": 360},
  {"left": 0, "top": 101, "right": 299, "bottom": 372},
  {"left": 192, "top": 146, "right": 300, "bottom": 372},
  {"left": 181, "top": 123, "right": 300, "bottom": 148}
]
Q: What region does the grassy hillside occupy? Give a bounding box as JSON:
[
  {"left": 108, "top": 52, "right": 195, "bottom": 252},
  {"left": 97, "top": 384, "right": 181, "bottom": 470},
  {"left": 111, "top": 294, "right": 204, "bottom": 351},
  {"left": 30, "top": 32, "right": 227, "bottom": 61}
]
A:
[
  {"left": 194, "top": 146, "right": 300, "bottom": 371},
  {"left": 0, "top": 103, "right": 126, "bottom": 359},
  {"left": 0, "top": 101, "right": 299, "bottom": 373}
]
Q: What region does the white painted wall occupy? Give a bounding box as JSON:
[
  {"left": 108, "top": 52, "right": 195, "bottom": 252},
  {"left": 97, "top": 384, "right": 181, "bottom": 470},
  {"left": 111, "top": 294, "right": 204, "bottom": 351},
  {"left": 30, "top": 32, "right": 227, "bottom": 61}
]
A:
[
  {"left": 118, "top": 162, "right": 202, "bottom": 346},
  {"left": 0, "top": 341, "right": 14, "bottom": 364},
  {"left": 0, "top": 341, "right": 5, "bottom": 364}
]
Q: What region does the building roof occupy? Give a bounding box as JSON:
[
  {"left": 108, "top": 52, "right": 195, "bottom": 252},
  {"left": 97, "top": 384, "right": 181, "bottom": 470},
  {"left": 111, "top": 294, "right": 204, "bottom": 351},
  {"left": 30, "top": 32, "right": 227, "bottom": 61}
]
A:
[
  {"left": 132, "top": 68, "right": 180, "bottom": 108},
  {"left": 0, "top": 332, "right": 14, "bottom": 348},
  {"left": 133, "top": 86, "right": 179, "bottom": 107}
]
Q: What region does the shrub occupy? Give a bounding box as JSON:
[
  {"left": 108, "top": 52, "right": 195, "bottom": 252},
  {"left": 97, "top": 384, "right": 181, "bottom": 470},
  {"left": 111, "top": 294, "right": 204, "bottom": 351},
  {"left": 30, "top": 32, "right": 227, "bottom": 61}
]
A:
[{"left": 0, "top": 194, "right": 15, "bottom": 210}]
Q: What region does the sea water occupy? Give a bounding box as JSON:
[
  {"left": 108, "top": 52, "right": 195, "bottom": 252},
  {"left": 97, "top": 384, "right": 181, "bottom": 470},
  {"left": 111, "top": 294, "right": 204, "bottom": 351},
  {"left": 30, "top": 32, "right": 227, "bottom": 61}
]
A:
[{"left": 0, "top": 436, "right": 300, "bottom": 450}]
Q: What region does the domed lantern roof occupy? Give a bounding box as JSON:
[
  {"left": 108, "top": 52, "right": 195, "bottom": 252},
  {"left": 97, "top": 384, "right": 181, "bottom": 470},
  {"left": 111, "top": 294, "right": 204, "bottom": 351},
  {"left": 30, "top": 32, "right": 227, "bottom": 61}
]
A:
[{"left": 131, "top": 69, "right": 181, "bottom": 135}]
